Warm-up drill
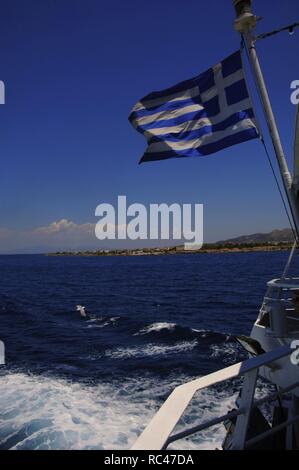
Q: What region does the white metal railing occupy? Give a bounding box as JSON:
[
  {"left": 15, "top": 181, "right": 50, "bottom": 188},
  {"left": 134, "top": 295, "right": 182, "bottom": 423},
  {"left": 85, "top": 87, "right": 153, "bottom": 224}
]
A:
[{"left": 131, "top": 346, "right": 298, "bottom": 450}]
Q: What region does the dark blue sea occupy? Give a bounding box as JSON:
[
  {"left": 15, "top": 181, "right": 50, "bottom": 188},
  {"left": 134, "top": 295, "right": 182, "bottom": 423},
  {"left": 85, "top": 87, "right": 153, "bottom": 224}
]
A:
[{"left": 0, "top": 252, "right": 292, "bottom": 449}]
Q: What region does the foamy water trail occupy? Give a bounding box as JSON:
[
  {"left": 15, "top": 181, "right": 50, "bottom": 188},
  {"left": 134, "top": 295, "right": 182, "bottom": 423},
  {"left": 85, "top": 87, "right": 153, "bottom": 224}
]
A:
[
  {"left": 210, "top": 342, "right": 241, "bottom": 364},
  {"left": 0, "top": 371, "right": 238, "bottom": 450},
  {"left": 0, "top": 372, "right": 155, "bottom": 450}
]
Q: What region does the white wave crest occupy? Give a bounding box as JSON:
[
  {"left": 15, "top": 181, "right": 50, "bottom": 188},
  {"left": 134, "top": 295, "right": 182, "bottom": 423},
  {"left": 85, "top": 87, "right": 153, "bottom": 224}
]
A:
[
  {"left": 104, "top": 340, "right": 198, "bottom": 359},
  {"left": 134, "top": 322, "right": 177, "bottom": 336},
  {"left": 85, "top": 317, "right": 120, "bottom": 329}
]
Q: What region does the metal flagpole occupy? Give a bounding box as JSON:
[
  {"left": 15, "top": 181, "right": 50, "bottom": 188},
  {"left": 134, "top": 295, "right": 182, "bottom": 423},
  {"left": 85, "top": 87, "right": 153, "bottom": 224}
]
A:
[{"left": 233, "top": 0, "right": 299, "bottom": 240}]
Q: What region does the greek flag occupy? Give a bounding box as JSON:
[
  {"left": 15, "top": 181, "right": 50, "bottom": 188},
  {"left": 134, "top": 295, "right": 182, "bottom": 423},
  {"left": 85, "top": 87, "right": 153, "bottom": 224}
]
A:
[{"left": 129, "top": 50, "right": 259, "bottom": 163}]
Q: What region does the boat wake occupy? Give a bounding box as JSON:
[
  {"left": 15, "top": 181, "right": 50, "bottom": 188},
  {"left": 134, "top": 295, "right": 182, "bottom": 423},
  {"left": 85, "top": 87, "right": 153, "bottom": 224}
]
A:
[{"left": 0, "top": 371, "right": 238, "bottom": 450}]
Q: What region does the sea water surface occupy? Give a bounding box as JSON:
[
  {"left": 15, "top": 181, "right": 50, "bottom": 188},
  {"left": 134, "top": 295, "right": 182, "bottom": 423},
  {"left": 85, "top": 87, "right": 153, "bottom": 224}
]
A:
[{"left": 0, "top": 252, "right": 292, "bottom": 449}]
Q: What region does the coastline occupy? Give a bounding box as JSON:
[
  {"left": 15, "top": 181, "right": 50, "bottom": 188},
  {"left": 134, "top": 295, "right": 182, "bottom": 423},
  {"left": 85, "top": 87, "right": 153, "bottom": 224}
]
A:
[{"left": 46, "top": 242, "right": 293, "bottom": 257}]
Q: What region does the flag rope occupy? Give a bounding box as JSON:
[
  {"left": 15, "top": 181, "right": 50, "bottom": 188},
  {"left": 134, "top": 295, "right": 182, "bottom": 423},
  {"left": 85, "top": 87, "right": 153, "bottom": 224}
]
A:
[{"left": 242, "top": 36, "right": 298, "bottom": 245}]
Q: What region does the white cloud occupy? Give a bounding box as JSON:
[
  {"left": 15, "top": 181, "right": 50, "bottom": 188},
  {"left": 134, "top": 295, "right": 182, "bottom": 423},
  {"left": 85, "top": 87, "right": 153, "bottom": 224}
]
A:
[
  {"left": 0, "top": 218, "right": 183, "bottom": 254},
  {"left": 34, "top": 219, "right": 94, "bottom": 235},
  {"left": 0, "top": 219, "right": 98, "bottom": 253}
]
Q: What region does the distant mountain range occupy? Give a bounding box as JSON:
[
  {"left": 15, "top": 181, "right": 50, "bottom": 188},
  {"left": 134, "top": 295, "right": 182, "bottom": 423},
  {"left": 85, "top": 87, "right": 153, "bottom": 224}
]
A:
[{"left": 217, "top": 228, "right": 294, "bottom": 245}]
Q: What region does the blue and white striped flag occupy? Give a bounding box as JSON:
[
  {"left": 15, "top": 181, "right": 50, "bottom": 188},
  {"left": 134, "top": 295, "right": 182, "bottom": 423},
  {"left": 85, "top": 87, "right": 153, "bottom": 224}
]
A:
[{"left": 129, "top": 50, "right": 259, "bottom": 163}]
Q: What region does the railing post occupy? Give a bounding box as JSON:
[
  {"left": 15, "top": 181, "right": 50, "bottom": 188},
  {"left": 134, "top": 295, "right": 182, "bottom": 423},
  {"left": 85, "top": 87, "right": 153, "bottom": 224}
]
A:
[{"left": 231, "top": 368, "right": 258, "bottom": 449}]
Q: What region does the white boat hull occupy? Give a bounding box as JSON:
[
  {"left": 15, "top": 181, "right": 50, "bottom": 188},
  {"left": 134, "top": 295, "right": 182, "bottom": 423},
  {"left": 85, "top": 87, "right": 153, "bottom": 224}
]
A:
[{"left": 251, "top": 321, "right": 299, "bottom": 397}]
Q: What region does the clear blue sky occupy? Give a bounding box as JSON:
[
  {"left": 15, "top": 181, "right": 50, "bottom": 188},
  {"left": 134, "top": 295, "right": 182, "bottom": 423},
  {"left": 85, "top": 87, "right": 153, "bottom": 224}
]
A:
[{"left": 0, "top": 0, "right": 298, "bottom": 252}]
